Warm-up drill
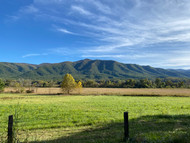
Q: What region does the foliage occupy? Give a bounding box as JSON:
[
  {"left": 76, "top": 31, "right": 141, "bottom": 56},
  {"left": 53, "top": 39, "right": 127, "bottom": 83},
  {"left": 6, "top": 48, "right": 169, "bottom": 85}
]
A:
[
  {"left": 76, "top": 81, "right": 83, "bottom": 94},
  {"left": 61, "top": 74, "right": 77, "bottom": 94},
  {"left": 123, "top": 79, "right": 136, "bottom": 88},
  {"left": 82, "top": 78, "right": 188, "bottom": 88},
  {"left": 26, "top": 89, "right": 35, "bottom": 93},
  {"left": 83, "top": 80, "right": 98, "bottom": 87},
  {"left": 3, "top": 77, "right": 190, "bottom": 89},
  {"left": 9, "top": 80, "right": 25, "bottom": 93},
  {"left": 155, "top": 78, "right": 162, "bottom": 88},
  {"left": 138, "top": 79, "right": 154, "bottom": 88},
  {"left": 0, "top": 79, "right": 5, "bottom": 92},
  {"left": 76, "top": 81, "right": 82, "bottom": 88}
]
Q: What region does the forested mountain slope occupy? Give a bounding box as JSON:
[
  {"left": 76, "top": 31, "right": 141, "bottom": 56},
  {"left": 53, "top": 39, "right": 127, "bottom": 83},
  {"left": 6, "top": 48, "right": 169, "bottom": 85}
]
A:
[{"left": 0, "top": 59, "right": 189, "bottom": 80}]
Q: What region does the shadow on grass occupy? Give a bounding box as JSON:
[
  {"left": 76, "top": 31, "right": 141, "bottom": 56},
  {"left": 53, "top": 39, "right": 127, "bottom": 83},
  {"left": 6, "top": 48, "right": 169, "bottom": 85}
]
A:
[
  {"left": 32, "top": 115, "right": 190, "bottom": 143},
  {"left": 19, "top": 93, "right": 64, "bottom": 97},
  {"left": 20, "top": 93, "right": 190, "bottom": 97},
  {"left": 122, "top": 94, "right": 190, "bottom": 97}
]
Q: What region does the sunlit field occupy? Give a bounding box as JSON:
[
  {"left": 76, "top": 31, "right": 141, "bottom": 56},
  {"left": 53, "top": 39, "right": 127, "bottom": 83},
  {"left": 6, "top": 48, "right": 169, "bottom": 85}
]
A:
[
  {"left": 4, "top": 87, "right": 190, "bottom": 96},
  {"left": 0, "top": 93, "right": 190, "bottom": 143}
]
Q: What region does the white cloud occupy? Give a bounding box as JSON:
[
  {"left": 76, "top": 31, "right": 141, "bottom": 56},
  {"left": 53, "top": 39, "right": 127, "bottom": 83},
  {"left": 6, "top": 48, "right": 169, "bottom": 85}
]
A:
[
  {"left": 71, "top": 5, "right": 92, "bottom": 15},
  {"left": 88, "top": 0, "right": 113, "bottom": 15},
  {"left": 9, "top": 0, "right": 190, "bottom": 68},
  {"left": 82, "top": 53, "right": 161, "bottom": 59},
  {"left": 22, "top": 53, "right": 48, "bottom": 58},
  {"left": 83, "top": 43, "right": 133, "bottom": 53},
  {"left": 82, "top": 54, "right": 125, "bottom": 58},
  {"left": 56, "top": 28, "right": 74, "bottom": 34}
]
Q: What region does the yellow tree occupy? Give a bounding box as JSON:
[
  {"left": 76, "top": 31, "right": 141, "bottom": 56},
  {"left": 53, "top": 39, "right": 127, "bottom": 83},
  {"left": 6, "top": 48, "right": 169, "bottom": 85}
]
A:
[
  {"left": 61, "top": 74, "right": 77, "bottom": 94},
  {"left": 76, "top": 81, "right": 83, "bottom": 94}
]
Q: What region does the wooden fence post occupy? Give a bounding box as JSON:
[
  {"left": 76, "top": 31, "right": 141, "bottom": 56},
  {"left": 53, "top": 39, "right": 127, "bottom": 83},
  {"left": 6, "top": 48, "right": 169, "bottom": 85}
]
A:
[
  {"left": 8, "top": 115, "right": 13, "bottom": 143},
  {"left": 124, "top": 112, "right": 129, "bottom": 141}
]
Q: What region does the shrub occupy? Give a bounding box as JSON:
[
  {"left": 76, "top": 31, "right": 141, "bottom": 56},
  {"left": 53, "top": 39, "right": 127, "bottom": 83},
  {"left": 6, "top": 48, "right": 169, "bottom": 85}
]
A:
[
  {"left": 26, "top": 90, "right": 34, "bottom": 93},
  {"left": 0, "top": 79, "right": 5, "bottom": 93}
]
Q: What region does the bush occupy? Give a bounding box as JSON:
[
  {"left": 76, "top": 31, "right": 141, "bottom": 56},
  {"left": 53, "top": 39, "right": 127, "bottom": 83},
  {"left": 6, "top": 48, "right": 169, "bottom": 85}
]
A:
[
  {"left": 26, "top": 90, "right": 34, "bottom": 93},
  {"left": 0, "top": 79, "right": 5, "bottom": 93}
]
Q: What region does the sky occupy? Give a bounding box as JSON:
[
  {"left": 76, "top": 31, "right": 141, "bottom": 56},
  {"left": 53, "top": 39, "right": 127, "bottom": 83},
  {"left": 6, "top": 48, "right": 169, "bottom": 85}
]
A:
[{"left": 1, "top": 0, "right": 190, "bottom": 69}]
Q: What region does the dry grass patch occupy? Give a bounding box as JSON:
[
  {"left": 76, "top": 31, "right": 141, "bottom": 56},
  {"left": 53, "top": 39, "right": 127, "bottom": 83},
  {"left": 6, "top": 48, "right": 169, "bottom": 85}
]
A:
[
  {"left": 81, "top": 88, "right": 190, "bottom": 97},
  {"left": 4, "top": 87, "right": 190, "bottom": 96}
]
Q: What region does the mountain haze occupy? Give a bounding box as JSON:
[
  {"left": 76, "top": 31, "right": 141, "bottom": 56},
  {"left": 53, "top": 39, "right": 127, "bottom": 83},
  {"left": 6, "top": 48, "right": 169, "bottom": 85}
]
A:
[{"left": 0, "top": 59, "right": 189, "bottom": 80}]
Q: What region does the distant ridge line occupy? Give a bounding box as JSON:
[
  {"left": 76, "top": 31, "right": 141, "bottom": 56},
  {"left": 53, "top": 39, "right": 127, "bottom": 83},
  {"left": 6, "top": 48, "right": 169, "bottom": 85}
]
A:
[{"left": 0, "top": 59, "right": 189, "bottom": 80}]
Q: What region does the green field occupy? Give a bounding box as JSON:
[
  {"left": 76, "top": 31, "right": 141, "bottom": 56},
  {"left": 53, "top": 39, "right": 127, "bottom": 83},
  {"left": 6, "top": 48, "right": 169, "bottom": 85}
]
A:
[{"left": 0, "top": 94, "right": 190, "bottom": 143}]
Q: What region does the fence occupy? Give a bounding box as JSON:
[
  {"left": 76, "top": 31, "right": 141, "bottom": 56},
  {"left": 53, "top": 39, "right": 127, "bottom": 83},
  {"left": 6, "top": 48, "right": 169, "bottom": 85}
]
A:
[{"left": 1, "top": 112, "right": 129, "bottom": 143}]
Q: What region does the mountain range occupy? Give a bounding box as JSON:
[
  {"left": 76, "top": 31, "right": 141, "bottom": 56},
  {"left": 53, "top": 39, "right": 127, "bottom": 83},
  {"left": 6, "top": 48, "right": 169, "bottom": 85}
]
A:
[{"left": 0, "top": 59, "right": 190, "bottom": 80}]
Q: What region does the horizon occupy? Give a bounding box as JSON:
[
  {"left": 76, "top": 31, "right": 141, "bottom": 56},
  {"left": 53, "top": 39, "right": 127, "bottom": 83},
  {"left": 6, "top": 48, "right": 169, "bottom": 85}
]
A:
[{"left": 1, "top": 0, "right": 190, "bottom": 69}]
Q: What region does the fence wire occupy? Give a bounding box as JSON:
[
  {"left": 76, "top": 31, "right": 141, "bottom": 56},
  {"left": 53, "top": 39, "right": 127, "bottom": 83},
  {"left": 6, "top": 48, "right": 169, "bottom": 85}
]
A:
[{"left": 0, "top": 103, "right": 74, "bottom": 142}]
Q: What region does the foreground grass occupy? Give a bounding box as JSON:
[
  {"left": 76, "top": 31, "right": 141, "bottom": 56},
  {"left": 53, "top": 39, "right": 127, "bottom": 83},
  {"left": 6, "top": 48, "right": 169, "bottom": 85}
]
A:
[{"left": 0, "top": 94, "right": 190, "bottom": 142}]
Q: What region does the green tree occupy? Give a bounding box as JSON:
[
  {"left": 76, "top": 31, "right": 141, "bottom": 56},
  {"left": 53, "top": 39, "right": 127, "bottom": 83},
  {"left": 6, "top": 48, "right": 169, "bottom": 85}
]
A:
[
  {"left": 61, "top": 74, "right": 77, "bottom": 94},
  {"left": 165, "top": 80, "right": 173, "bottom": 88},
  {"left": 139, "top": 79, "right": 153, "bottom": 88},
  {"left": 155, "top": 78, "right": 162, "bottom": 88},
  {"left": 0, "top": 79, "right": 5, "bottom": 93},
  {"left": 84, "top": 80, "right": 98, "bottom": 87},
  {"left": 123, "top": 79, "right": 136, "bottom": 88},
  {"left": 177, "top": 81, "right": 184, "bottom": 88}
]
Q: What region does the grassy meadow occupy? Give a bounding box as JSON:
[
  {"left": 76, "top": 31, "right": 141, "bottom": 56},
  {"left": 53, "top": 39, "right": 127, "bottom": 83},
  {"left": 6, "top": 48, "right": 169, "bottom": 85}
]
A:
[{"left": 0, "top": 91, "right": 190, "bottom": 143}]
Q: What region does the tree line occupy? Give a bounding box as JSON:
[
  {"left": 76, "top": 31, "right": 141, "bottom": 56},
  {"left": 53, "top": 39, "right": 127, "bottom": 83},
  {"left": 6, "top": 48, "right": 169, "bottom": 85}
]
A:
[
  {"left": 82, "top": 78, "right": 187, "bottom": 88},
  {"left": 0, "top": 74, "right": 82, "bottom": 94},
  {"left": 0, "top": 76, "right": 190, "bottom": 93}
]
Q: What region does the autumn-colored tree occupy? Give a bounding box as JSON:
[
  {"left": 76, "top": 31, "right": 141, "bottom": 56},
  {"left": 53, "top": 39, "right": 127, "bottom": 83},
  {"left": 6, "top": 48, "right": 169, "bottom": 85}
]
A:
[
  {"left": 10, "top": 80, "right": 24, "bottom": 93},
  {"left": 61, "top": 74, "right": 77, "bottom": 94},
  {"left": 76, "top": 81, "right": 83, "bottom": 94}
]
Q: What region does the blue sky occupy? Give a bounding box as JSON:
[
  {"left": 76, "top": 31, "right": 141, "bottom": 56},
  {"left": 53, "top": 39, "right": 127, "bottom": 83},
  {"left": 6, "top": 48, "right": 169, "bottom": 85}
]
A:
[{"left": 1, "top": 0, "right": 190, "bottom": 69}]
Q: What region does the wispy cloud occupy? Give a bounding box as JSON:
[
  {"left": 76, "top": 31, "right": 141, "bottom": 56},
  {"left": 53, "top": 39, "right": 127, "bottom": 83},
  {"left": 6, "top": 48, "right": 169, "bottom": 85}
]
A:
[
  {"left": 56, "top": 28, "right": 75, "bottom": 34},
  {"left": 9, "top": 0, "right": 190, "bottom": 68},
  {"left": 22, "top": 53, "right": 48, "bottom": 58},
  {"left": 82, "top": 54, "right": 125, "bottom": 58},
  {"left": 49, "top": 47, "right": 79, "bottom": 55},
  {"left": 19, "top": 5, "right": 39, "bottom": 14},
  {"left": 87, "top": 0, "right": 113, "bottom": 15},
  {"left": 71, "top": 5, "right": 92, "bottom": 15}
]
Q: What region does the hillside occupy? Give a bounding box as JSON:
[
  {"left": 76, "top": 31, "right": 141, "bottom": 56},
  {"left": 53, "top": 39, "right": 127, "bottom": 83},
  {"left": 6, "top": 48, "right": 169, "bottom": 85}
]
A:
[
  {"left": 0, "top": 62, "right": 37, "bottom": 79},
  {"left": 0, "top": 59, "right": 189, "bottom": 80}
]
